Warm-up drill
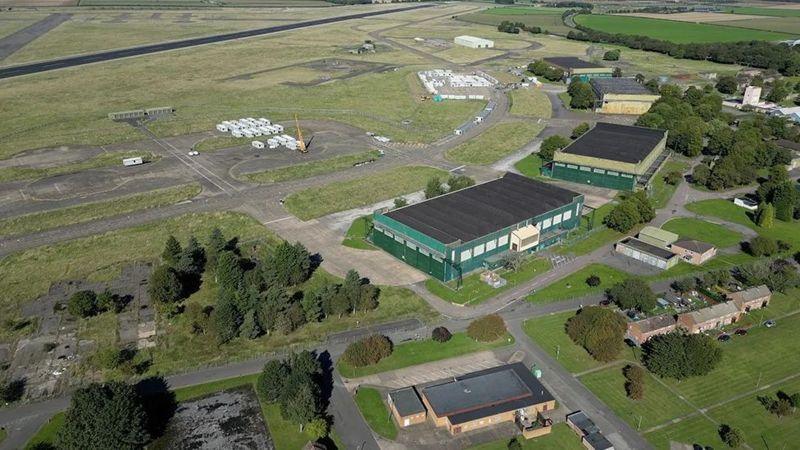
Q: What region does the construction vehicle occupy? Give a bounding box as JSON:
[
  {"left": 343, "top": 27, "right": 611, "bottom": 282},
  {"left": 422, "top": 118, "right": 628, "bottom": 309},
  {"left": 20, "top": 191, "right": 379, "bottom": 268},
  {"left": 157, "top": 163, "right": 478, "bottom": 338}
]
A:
[{"left": 294, "top": 114, "right": 308, "bottom": 153}]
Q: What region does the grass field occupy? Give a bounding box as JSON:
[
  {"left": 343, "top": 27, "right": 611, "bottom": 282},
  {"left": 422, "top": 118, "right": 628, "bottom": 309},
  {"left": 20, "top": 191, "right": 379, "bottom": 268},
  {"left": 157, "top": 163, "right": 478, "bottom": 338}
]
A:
[
  {"left": 514, "top": 153, "right": 544, "bottom": 178},
  {"left": 509, "top": 88, "right": 552, "bottom": 118},
  {"left": 338, "top": 332, "right": 513, "bottom": 378},
  {"left": 457, "top": 6, "right": 572, "bottom": 36},
  {"left": 723, "top": 6, "right": 800, "bottom": 17},
  {"left": 469, "top": 423, "right": 584, "bottom": 450},
  {"left": 648, "top": 159, "right": 689, "bottom": 209},
  {"left": 661, "top": 217, "right": 743, "bottom": 248},
  {"left": 575, "top": 14, "right": 795, "bottom": 43},
  {"left": 527, "top": 263, "right": 627, "bottom": 304},
  {"left": 686, "top": 199, "right": 800, "bottom": 250},
  {"left": 341, "top": 215, "right": 376, "bottom": 250},
  {"left": 425, "top": 257, "right": 551, "bottom": 305},
  {"left": 0, "top": 151, "right": 157, "bottom": 183},
  {"left": 445, "top": 121, "right": 544, "bottom": 165},
  {"left": 24, "top": 412, "right": 65, "bottom": 450},
  {"left": 243, "top": 150, "right": 381, "bottom": 183},
  {"left": 0, "top": 183, "right": 201, "bottom": 238},
  {"left": 354, "top": 388, "right": 397, "bottom": 440},
  {"left": 718, "top": 16, "right": 800, "bottom": 35},
  {"left": 523, "top": 311, "right": 605, "bottom": 374},
  {"left": 283, "top": 166, "right": 446, "bottom": 220},
  {"left": 194, "top": 135, "right": 251, "bottom": 153}
]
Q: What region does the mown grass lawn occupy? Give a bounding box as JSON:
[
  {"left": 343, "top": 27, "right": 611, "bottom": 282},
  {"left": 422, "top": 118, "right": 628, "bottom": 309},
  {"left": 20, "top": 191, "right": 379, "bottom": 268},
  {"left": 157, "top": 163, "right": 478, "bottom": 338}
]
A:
[
  {"left": 509, "top": 88, "right": 552, "bottom": 118},
  {"left": 556, "top": 203, "right": 624, "bottom": 256},
  {"left": 575, "top": 14, "right": 794, "bottom": 43},
  {"left": 283, "top": 166, "right": 447, "bottom": 220},
  {"left": 523, "top": 311, "right": 603, "bottom": 374},
  {"left": 0, "top": 150, "right": 157, "bottom": 183},
  {"left": 354, "top": 388, "right": 397, "bottom": 440},
  {"left": 445, "top": 121, "right": 544, "bottom": 165},
  {"left": 527, "top": 263, "right": 628, "bottom": 304},
  {"left": 649, "top": 159, "right": 689, "bottom": 209},
  {"left": 468, "top": 423, "right": 584, "bottom": 450},
  {"left": 0, "top": 183, "right": 201, "bottom": 238},
  {"left": 514, "top": 153, "right": 544, "bottom": 178},
  {"left": 341, "top": 215, "right": 376, "bottom": 250},
  {"left": 425, "top": 257, "right": 551, "bottom": 305},
  {"left": 686, "top": 199, "right": 800, "bottom": 250},
  {"left": 243, "top": 150, "right": 381, "bottom": 183},
  {"left": 661, "top": 217, "right": 743, "bottom": 248},
  {"left": 338, "top": 332, "right": 514, "bottom": 378},
  {"left": 24, "top": 412, "right": 65, "bottom": 450}
]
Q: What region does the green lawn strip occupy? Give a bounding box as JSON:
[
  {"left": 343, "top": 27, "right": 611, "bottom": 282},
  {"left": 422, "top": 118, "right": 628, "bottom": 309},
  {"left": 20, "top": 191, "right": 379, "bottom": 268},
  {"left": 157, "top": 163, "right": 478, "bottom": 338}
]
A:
[
  {"left": 260, "top": 401, "right": 319, "bottom": 449},
  {"left": 527, "top": 264, "right": 628, "bottom": 304},
  {"left": 556, "top": 203, "right": 623, "bottom": 256},
  {"left": 557, "top": 92, "right": 572, "bottom": 109},
  {"left": 283, "top": 166, "right": 447, "bottom": 220},
  {"left": 338, "top": 332, "right": 514, "bottom": 378},
  {"left": 579, "top": 364, "right": 695, "bottom": 431},
  {"left": 173, "top": 373, "right": 258, "bottom": 402},
  {"left": 574, "top": 14, "right": 795, "bottom": 43},
  {"left": 483, "top": 6, "right": 566, "bottom": 15},
  {"left": 445, "top": 122, "right": 544, "bottom": 165},
  {"left": 0, "top": 150, "right": 159, "bottom": 183},
  {"left": 342, "top": 215, "right": 376, "bottom": 250},
  {"left": 509, "top": 88, "right": 552, "bottom": 118},
  {"left": 425, "top": 257, "right": 551, "bottom": 305},
  {"left": 24, "top": 412, "right": 65, "bottom": 450},
  {"left": 0, "top": 183, "right": 201, "bottom": 238},
  {"left": 514, "top": 153, "right": 544, "bottom": 178},
  {"left": 243, "top": 150, "right": 382, "bottom": 183},
  {"left": 468, "top": 423, "right": 584, "bottom": 450},
  {"left": 649, "top": 159, "right": 690, "bottom": 209},
  {"left": 686, "top": 199, "right": 800, "bottom": 250},
  {"left": 354, "top": 387, "right": 397, "bottom": 440},
  {"left": 723, "top": 6, "right": 800, "bottom": 17},
  {"left": 194, "top": 135, "right": 251, "bottom": 152},
  {"left": 661, "top": 217, "right": 743, "bottom": 248},
  {"left": 523, "top": 312, "right": 603, "bottom": 374}
]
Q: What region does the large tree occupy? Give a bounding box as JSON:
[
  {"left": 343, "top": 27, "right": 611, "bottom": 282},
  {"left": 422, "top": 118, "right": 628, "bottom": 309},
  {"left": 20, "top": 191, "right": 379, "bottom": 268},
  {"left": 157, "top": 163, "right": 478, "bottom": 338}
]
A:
[
  {"left": 148, "top": 266, "right": 183, "bottom": 305},
  {"left": 539, "top": 135, "right": 570, "bottom": 161},
  {"left": 268, "top": 241, "right": 313, "bottom": 287},
  {"left": 566, "top": 306, "right": 627, "bottom": 362},
  {"left": 256, "top": 360, "right": 289, "bottom": 402},
  {"left": 569, "top": 80, "right": 595, "bottom": 109},
  {"left": 607, "top": 278, "right": 656, "bottom": 312},
  {"left": 643, "top": 333, "right": 722, "bottom": 379}
]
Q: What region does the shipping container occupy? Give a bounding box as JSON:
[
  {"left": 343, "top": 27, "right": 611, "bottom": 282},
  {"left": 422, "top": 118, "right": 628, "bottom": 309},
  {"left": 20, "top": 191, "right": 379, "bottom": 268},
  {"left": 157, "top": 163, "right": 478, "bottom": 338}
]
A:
[{"left": 122, "top": 157, "right": 144, "bottom": 166}]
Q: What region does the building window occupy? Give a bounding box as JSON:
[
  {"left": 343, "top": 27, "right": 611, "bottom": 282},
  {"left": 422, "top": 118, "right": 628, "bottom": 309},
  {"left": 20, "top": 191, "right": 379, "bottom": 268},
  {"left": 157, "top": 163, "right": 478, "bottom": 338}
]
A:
[
  {"left": 542, "top": 218, "right": 552, "bottom": 229},
  {"left": 552, "top": 214, "right": 562, "bottom": 225},
  {"left": 593, "top": 168, "right": 605, "bottom": 174},
  {"left": 579, "top": 166, "right": 591, "bottom": 172},
  {"left": 486, "top": 239, "right": 497, "bottom": 251},
  {"left": 432, "top": 254, "right": 442, "bottom": 262},
  {"left": 406, "top": 241, "right": 416, "bottom": 250},
  {"left": 621, "top": 173, "right": 633, "bottom": 178},
  {"left": 460, "top": 250, "right": 471, "bottom": 261},
  {"left": 394, "top": 235, "right": 403, "bottom": 243},
  {"left": 419, "top": 248, "right": 429, "bottom": 256},
  {"left": 555, "top": 162, "right": 566, "bottom": 167},
  {"left": 473, "top": 244, "right": 485, "bottom": 256},
  {"left": 566, "top": 164, "right": 578, "bottom": 169},
  {"left": 607, "top": 170, "right": 619, "bottom": 176},
  {"left": 563, "top": 210, "right": 572, "bottom": 221},
  {"left": 498, "top": 235, "right": 509, "bottom": 246}
]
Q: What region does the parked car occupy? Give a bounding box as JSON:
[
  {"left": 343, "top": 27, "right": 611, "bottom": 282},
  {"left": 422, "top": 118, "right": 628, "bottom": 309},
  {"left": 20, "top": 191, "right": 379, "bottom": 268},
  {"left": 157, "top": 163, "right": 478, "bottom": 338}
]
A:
[
  {"left": 188, "top": 150, "right": 199, "bottom": 156},
  {"left": 734, "top": 328, "right": 748, "bottom": 336},
  {"left": 764, "top": 320, "right": 776, "bottom": 328},
  {"left": 599, "top": 299, "right": 611, "bottom": 306},
  {"left": 717, "top": 334, "right": 731, "bottom": 342}
]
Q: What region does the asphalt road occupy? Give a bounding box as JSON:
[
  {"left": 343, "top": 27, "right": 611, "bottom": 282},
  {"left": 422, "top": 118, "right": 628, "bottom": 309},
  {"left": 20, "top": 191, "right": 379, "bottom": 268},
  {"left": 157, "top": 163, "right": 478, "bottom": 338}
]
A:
[{"left": 0, "top": 4, "right": 433, "bottom": 79}]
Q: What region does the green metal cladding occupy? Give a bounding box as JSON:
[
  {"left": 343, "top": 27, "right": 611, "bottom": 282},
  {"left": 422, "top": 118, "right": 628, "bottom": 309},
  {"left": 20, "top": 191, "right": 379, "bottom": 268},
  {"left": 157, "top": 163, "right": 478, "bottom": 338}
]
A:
[{"left": 550, "top": 163, "right": 636, "bottom": 191}]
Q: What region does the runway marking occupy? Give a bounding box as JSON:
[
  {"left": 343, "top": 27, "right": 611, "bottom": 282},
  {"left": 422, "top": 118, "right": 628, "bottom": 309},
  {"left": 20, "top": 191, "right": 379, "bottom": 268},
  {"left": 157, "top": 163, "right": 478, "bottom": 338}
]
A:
[{"left": 263, "top": 216, "right": 293, "bottom": 225}]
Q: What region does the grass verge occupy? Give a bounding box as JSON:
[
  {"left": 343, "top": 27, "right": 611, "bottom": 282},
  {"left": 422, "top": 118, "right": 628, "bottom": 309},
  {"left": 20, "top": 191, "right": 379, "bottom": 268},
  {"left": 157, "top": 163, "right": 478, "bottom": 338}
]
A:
[
  {"left": 514, "top": 153, "right": 544, "bottom": 178},
  {"left": 0, "top": 151, "right": 158, "bottom": 183},
  {"left": 243, "top": 150, "right": 382, "bottom": 183},
  {"left": 24, "top": 412, "right": 65, "bottom": 450},
  {"left": 661, "top": 217, "right": 743, "bottom": 248},
  {"left": 686, "top": 199, "right": 800, "bottom": 250},
  {"left": 468, "top": 423, "right": 586, "bottom": 450},
  {"left": 283, "top": 166, "right": 447, "bottom": 220},
  {"left": 354, "top": 387, "right": 397, "bottom": 440},
  {"left": 509, "top": 88, "right": 552, "bottom": 118},
  {"left": 446, "top": 122, "right": 544, "bottom": 165},
  {"left": 527, "top": 263, "right": 627, "bottom": 304},
  {"left": 649, "top": 159, "right": 690, "bottom": 209},
  {"left": 341, "top": 215, "right": 376, "bottom": 250}
]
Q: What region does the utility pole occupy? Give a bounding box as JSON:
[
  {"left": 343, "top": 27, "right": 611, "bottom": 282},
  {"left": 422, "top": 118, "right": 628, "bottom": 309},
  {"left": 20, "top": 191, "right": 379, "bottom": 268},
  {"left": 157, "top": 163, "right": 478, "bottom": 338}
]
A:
[{"left": 556, "top": 345, "right": 560, "bottom": 360}]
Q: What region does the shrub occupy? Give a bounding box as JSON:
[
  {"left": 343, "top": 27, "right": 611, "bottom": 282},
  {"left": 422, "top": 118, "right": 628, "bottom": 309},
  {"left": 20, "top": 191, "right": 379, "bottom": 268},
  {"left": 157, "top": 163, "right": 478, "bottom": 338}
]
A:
[
  {"left": 431, "top": 326, "right": 452, "bottom": 343},
  {"left": 586, "top": 275, "right": 601, "bottom": 287},
  {"left": 664, "top": 170, "right": 683, "bottom": 185},
  {"left": 603, "top": 49, "right": 620, "bottom": 61},
  {"left": 566, "top": 306, "right": 627, "bottom": 362},
  {"left": 467, "top": 314, "right": 507, "bottom": 342},
  {"left": 623, "top": 364, "right": 646, "bottom": 400},
  {"left": 643, "top": 333, "right": 722, "bottom": 379},
  {"left": 67, "top": 290, "right": 98, "bottom": 318},
  {"left": 341, "top": 334, "right": 393, "bottom": 367},
  {"left": 607, "top": 278, "right": 656, "bottom": 312},
  {"left": 0, "top": 378, "right": 25, "bottom": 403},
  {"left": 747, "top": 236, "right": 779, "bottom": 257},
  {"left": 719, "top": 424, "right": 744, "bottom": 448}
]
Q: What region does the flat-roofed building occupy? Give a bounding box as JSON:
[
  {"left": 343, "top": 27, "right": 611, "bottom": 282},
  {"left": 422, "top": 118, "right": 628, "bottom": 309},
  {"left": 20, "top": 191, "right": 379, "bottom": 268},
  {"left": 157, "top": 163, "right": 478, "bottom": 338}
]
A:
[
  {"left": 566, "top": 410, "right": 614, "bottom": 450},
  {"left": 454, "top": 35, "right": 494, "bottom": 49},
  {"left": 371, "top": 173, "right": 584, "bottom": 282},
  {"left": 727, "top": 285, "right": 771, "bottom": 313},
  {"left": 546, "top": 123, "right": 668, "bottom": 190},
  {"left": 590, "top": 78, "right": 660, "bottom": 115},
  {"left": 627, "top": 314, "right": 677, "bottom": 345},
  {"left": 671, "top": 239, "right": 716, "bottom": 265},
  {"left": 615, "top": 237, "right": 679, "bottom": 270},
  {"left": 542, "top": 57, "right": 613, "bottom": 82},
  {"left": 638, "top": 226, "right": 678, "bottom": 249},
  {"left": 419, "top": 362, "right": 556, "bottom": 436},
  {"left": 388, "top": 387, "right": 427, "bottom": 428},
  {"left": 678, "top": 302, "right": 740, "bottom": 333}
]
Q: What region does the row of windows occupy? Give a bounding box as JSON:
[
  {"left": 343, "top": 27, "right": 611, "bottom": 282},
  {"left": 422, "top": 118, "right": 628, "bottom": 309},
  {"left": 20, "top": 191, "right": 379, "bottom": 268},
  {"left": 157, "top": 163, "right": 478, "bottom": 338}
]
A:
[
  {"left": 556, "top": 163, "right": 634, "bottom": 178},
  {"left": 378, "top": 228, "right": 443, "bottom": 262}
]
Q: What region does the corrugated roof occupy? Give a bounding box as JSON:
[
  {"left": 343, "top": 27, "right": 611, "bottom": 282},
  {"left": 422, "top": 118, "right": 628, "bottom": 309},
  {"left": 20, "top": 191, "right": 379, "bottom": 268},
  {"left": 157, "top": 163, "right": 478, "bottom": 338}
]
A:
[
  {"left": 388, "top": 387, "right": 425, "bottom": 417},
  {"left": 591, "top": 77, "right": 653, "bottom": 96},
  {"left": 384, "top": 173, "right": 580, "bottom": 245},
  {"left": 558, "top": 122, "right": 666, "bottom": 164},
  {"left": 618, "top": 237, "right": 676, "bottom": 260},
  {"left": 640, "top": 226, "right": 679, "bottom": 244},
  {"left": 682, "top": 302, "right": 739, "bottom": 324}
]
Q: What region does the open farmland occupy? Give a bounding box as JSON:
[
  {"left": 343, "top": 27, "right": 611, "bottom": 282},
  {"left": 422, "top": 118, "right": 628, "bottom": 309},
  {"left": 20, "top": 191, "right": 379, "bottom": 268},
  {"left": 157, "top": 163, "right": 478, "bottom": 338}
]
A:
[
  {"left": 722, "top": 5, "right": 800, "bottom": 17},
  {"left": 456, "top": 6, "right": 572, "bottom": 36},
  {"left": 620, "top": 11, "right": 800, "bottom": 35},
  {"left": 77, "top": 0, "right": 332, "bottom": 6},
  {"left": 575, "top": 14, "right": 796, "bottom": 43}
]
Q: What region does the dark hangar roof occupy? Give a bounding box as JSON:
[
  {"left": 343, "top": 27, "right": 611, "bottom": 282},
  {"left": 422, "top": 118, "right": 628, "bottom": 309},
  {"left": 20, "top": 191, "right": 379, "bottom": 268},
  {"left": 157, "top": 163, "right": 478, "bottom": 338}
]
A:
[
  {"left": 590, "top": 77, "right": 652, "bottom": 96},
  {"left": 421, "top": 362, "right": 555, "bottom": 426},
  {"left": 559, "top": 122, "right": 666, "bottom": 164},
  {"left": 383, "top": 173, "right": 580, "bottom": 245},
  {"left": 388, "top": 387, "right": 425, "bottom": 417},
  {"left": 543, "top": 56, "right": 606, "bottom": 70}
]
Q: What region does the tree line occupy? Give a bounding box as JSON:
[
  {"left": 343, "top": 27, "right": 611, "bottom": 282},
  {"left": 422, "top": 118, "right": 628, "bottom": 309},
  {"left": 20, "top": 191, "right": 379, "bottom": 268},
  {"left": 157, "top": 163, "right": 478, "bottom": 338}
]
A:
[{"left": 497, "top": 20, "right": 542, "bottom": 35}]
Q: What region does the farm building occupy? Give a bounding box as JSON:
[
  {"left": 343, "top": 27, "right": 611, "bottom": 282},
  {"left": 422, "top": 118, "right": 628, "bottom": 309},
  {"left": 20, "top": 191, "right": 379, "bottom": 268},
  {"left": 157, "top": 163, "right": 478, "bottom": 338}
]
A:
[
  {"left": 370, "top": 173, "right": 584, "bottom": 282},
  {"left": 544, "top": 123, "right": 668, "bottom": 190},
  {"left": 454, "top": 35, "right": 494, "bottom": 48},
  {"left": 615, "top": 237, "right": 679, "bottom": 270},
  {"left": 626, "top": 314, "right": 677, "bottom": 345},
  {"left": 671, "top": 239, "right": 716, "bottom": 265},
  {"left": 388, "top": 387, "right": 427, "bottom": 428},
  {"left": 419, "top": 363, "right": 555, "bottom": 437},
  {"left": 590, "top": 78, "right": 660, "bottom": 115},
  {"left": 727, "top": 285, "right": 771, "bottom": 313},
  {"left": 678, "top": 302, "right": 740, "bottom": 334},
  {"left": 565, "top": 411, "right": 614, "bottom": 450},
  {"left": 542, "top": 57, "right": 613, "bottom": 82},
  {"left": 638, "top": 226, "right": 678, "bottom": 249}
]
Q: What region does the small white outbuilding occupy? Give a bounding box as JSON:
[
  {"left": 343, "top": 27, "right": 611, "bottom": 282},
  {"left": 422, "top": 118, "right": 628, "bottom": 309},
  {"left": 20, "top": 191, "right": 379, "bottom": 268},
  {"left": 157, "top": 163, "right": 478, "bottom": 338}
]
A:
[{"left": 454, "top": 35, "right": 494, "bottom": 49}]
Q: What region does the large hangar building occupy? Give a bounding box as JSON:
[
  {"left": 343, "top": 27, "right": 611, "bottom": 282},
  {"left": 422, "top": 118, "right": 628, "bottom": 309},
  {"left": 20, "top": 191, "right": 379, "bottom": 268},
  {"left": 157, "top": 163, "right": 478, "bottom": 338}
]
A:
[
  {"left": 370, "top": 173, "right": 584, "bottom": 282},
  {"left": 545, "top": 122, "right": 668, "bottom": 191}
]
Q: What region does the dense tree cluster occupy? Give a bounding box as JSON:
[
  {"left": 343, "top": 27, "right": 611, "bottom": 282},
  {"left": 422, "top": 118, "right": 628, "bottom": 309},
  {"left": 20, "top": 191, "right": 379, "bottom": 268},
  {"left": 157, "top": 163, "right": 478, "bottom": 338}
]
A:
[
  {"left": 256, "top": 351, "right": 327, "bottom": 432},
  {"left": 497, "top": 20, "right": 542, "bottom": 34},
  {"left": 425, "top": 174, "right": 475, "bottom": 199},
  {"left": 603, "top": 191, "right": 655, "bottom": 232},
  {"left": 756, "top": 166, "right": 800, "bottom": 222},
  {"left": 736, "top": 259, "right": 800, "bottom": 293},
  {"left": 642, "top": 332, "right": 722, "bottom": 379},
  {"left": 567, "top": 26, "right": 800, "bottom": 76},
  {"left": 341, "top": 334, "right": 393, "bottom": 367},
  {"left": 566, "top": 306, "right": 627, "bottom": 362},
  {"left": 149, "top": 234, "right": 206, "bottom": 313},
  {"left": 527, "top": 60, "right": 565, "bottom": 82},
  {"left": 758, "top": 390, "right": 800, "bottom": 418},
  {"left": 623, "top": 364, "right": 645, "bottom": 400},
  {"left": 67, "top": 289, "right": 127, "bottom": 318},
  {"left": 602, "top": 49, "right": 620, "bottom": 61},
  {"left": 539, "top": 135, "right": 571, "bottom": 161},
  {"left": 466, "top": 314, "right": 507, "bottom": 342},
  {"left": 567, "top": 80, "right": 595, "bottom": 109},
  {"left": 607, "top": 278, "right": 656, "bottom": 312},
  {"left": 719, "top": 424, "right": 744, "bottom": 448}
]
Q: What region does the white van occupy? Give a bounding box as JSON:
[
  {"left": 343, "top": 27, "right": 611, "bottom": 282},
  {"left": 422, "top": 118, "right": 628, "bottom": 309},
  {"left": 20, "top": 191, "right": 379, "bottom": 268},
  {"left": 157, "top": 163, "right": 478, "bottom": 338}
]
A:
[{"left": 122, "top": 157, "right": 143, "bottom": 166}]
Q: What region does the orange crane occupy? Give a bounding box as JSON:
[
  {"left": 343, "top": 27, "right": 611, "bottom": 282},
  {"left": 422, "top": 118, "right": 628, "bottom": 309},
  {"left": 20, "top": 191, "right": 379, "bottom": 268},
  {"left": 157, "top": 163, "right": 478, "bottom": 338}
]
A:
[{"left": 294, "top": 114, "right": 307, "bottom": 153}]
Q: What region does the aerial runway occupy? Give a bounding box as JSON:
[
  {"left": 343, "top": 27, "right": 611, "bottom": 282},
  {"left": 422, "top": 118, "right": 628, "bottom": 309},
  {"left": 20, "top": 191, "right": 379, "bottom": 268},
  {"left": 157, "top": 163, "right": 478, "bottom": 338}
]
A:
[{"left": 0, "top": 3, "right": 433, "bottom": 80}]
